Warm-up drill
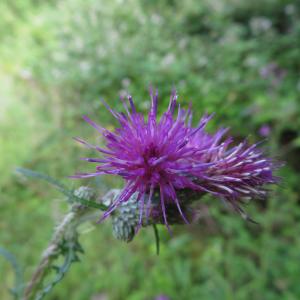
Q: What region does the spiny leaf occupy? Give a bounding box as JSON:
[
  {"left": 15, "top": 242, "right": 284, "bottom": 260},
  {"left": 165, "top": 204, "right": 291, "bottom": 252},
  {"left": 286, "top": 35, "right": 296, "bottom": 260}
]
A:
[
  {"left": 35, "top": 238, "right": 83, "bottom": 300},
  {"left": 71, "top": 197, "right": 107, "bottom": 210},
  {"left": 16, "top": 168, "right": 70, "bottom": 196},
  {"left": 16, "top": 168, "right": 107, "bottom": 210},
  {"left": 0, "top": 247, "right": 24, "bottom": 300}
]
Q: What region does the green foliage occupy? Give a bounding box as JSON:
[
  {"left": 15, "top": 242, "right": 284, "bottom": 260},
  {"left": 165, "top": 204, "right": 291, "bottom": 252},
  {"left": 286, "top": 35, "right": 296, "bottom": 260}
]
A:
[
  {"left": 16, "top": 168, "right": 107, "bottom": 210},
  {"left": 0, "top": 0, "right": 299, "bottom": 299},
  {"left": 0, "top": 247, "right": 23, "bottom": 299},
  {"left": 34, "top": 234, "right": 84, "bottom": 300}
]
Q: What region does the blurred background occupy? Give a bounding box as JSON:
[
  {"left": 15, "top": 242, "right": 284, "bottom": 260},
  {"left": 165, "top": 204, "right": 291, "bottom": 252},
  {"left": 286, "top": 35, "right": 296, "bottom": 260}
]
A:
[{"left": 0, "top": 0, "right": 300, "bottom": 299}]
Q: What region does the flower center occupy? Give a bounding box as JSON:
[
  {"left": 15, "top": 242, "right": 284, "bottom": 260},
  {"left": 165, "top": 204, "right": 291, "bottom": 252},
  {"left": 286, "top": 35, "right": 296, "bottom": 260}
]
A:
[{"left": 141, "top": 144, "right": 165, "bottom": 181}]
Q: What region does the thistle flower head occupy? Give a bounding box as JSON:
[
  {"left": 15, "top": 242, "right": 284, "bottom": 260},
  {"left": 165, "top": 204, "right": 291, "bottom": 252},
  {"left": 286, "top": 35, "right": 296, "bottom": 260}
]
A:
[{"left": 72, "top": 89, "right": 279, "bottom": 228}]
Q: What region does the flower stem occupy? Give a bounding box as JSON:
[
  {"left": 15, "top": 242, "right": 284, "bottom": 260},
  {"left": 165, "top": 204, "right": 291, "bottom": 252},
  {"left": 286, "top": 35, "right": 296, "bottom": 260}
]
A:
[{"left": 153, "top": 224, "right": 160, "bottom": 256}]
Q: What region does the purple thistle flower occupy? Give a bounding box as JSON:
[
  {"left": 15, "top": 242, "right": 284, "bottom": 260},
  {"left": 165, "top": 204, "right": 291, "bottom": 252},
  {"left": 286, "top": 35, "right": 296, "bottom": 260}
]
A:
[{"left": 71, "top": 89, "right": 279, "bottom": 228}]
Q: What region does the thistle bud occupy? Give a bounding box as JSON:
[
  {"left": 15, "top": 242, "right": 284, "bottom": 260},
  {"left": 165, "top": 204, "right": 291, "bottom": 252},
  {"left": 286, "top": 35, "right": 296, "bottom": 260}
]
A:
[{"left": 111, "top": 195, "right": 139, "bottom": 242}]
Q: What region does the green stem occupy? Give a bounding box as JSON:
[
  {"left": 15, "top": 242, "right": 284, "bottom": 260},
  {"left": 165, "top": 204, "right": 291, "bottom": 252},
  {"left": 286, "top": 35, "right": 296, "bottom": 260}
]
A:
[{"left": 153, "top": 224, "right": 160, "bottom": 256}]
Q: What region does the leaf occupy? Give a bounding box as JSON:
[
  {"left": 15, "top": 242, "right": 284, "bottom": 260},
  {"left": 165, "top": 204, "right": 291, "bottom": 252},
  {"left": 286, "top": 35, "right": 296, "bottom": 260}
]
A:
[
  {"left": 71, "top": 196, "right": 107, "bottom": 210},
  {"left": 35, "top": 238, "right": 83, "bottom": 300},
  {"left": 16, "top": 168, "right": 71, "bottom": 197},
  {"left": 15, "top": 168, "right": 107, "bottom": 210},
  {"left": 0, "top": 247, "right": 24, "bottom": 300}
]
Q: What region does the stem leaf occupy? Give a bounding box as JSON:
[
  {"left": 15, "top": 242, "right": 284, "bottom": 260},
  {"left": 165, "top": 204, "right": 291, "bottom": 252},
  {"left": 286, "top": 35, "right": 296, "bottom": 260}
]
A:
[
  {"left": 0, "top": 247, "right": 24, "bottom": 300},
  {"left": 16, "top": 168, "right": 107, "bottom": 210}
]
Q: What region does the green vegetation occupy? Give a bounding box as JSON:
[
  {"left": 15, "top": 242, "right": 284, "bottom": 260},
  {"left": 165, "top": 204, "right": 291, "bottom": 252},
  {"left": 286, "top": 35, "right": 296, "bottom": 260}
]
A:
[{"left": 0, "top": 0, "right": 299, "bottom": 299}]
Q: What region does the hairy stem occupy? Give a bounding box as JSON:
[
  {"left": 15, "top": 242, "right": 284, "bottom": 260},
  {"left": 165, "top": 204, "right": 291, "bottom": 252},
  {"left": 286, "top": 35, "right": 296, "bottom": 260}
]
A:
[{"left": 23, "top": 205, "right": 98, "bottom": 300}]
